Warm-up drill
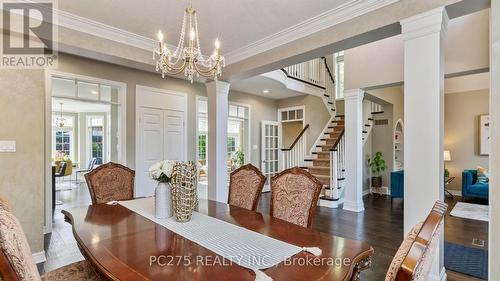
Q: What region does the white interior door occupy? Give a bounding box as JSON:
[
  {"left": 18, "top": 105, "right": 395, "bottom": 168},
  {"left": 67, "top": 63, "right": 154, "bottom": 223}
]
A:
[
  {"left": 137, "top": 107, "right": 165, "bottom": 197},
  {"left": 136, "top": 86, "right": 187, "bottom": 197},
  {"left": 261, "top": 121, "right": 280, "bottom": 191},
  {"left": 164, "top": 110, "right": 185, "bottom": 161}
]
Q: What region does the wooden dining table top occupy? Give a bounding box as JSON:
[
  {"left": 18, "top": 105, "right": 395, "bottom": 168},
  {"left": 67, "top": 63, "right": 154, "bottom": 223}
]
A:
[{"left": 62, "top": 199, "right": 374, "bottom": 281}]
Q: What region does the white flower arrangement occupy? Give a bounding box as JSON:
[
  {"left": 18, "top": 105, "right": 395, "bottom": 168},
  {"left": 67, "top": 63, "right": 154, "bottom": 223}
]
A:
[{"left": 149, "top": 160, "right": 176, "bottom": 183}]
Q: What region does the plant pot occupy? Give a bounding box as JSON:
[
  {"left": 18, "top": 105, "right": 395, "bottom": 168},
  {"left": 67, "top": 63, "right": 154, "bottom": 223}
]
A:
[{"left": 371, "top": 176, "right": 382, "bottom": 188}]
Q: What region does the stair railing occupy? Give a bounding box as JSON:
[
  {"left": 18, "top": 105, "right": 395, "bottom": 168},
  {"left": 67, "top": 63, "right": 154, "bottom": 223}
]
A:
[
  {"left": 281, "top": 124, "right": 309, "bottom": 170},
  {"left": 282, "top": 58, "right": 326, "bottom": 88},
  {"left": 322, "top": 57, "right": 336, "bottom": 113},
  {"left": 327, "top": 129, "right": 345, "bottom": 200}
]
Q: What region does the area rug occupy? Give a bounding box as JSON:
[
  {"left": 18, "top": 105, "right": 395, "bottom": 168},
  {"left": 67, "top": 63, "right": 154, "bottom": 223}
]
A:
[
  {"left": 450, "top": 202, "right": 489, "bottom": 222},
  {"left": 445, "top": 242, "right": 488, "bottom": 280}
]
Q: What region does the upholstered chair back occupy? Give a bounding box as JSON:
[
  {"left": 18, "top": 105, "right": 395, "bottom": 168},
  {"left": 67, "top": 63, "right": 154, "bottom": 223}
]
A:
[
  {"left": 228, "top": 164, "right": 266, "bottom": 211},
  {"left": 0, "top": 200, "right": 42, "bottom": 281},
  {"left": 385, "top": 201, "right": 447, "bottom": 281},
  {"left": 270, "top": 167, "right": 322, "bottom": 228},
  {"left": 85, "top": 162, "right": 135, "bottom": 204}
]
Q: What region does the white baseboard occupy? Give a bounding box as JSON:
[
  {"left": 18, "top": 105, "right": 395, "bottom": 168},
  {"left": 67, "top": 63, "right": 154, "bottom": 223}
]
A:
[
  {"left": 343, "top": 200, "right": 365, "bottom": 213},
  {"left": 32, "top": 251, "right": 46, "bottom": 264},
  {"left": 429, "top": 267, "right": 447, "bottom": 281}
]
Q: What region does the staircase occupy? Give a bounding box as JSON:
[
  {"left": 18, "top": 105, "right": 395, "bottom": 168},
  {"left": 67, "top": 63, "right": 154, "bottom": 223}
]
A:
[{"left": 281, "top": 57, "right": 384, "bottom": 208}]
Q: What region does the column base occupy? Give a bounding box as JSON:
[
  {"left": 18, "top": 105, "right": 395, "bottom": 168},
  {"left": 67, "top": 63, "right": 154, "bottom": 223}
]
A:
[
  {"left": 343, "top": 200, "right": 365, "bottom": 213},
  {"left": 429, "top": 267, "right": 447, "bottom": 281}
]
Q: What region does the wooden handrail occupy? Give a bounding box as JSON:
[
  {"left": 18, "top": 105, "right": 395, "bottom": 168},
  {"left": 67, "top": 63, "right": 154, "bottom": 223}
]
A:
[
  {"left": 322, "top": 57, "right": 335, "bottom": 85},
  {"left": 281, "top": 124, "right": 310, "bottom": 151},
  {"left": 330, "top": 129, "right": 345, "bottom": 151},
  {"left": 280, "top": 69, "right": 327, "bottom": 90}
]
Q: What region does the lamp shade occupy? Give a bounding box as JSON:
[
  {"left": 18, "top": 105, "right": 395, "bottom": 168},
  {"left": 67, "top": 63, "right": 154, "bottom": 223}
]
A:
[{"left": 444, "top": 150, "right": 451, "bottom": 161}]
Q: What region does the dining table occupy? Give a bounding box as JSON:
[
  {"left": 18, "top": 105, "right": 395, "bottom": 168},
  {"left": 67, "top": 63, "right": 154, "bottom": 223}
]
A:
[{"left": 62, "top": 198, "right": 374, "bottom": 281}]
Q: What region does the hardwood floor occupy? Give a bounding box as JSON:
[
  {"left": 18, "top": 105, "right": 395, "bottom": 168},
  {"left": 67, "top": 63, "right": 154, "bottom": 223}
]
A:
[{"left": 40, "top": 185, "right": 487, "bottom": 280}]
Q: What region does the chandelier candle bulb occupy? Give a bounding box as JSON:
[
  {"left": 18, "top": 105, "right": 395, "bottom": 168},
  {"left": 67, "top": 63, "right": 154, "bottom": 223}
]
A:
[
  {"left": 190, "top": 28, "right": 195, "bottom": 41},
  {"left": 157, "top": 30, "right": 164, "bottom": 42},
  {"left": 215, "top": 38, "right": 220, "bottom": 49}
]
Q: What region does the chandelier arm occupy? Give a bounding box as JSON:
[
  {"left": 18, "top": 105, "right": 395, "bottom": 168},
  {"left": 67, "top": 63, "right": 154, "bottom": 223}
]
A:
[
  {"left": 193, "top": 60, "right": 219, "bottom": 76},
  {"left": 161, "top": 59, "right": 188, "bottom": 74}
]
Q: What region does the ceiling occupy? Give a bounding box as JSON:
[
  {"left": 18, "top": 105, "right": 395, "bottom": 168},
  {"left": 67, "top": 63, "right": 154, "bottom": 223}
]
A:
[
  {"left": 231, "top": 74, "right": 306, "bottom": 100},
  {"left": 58, "top": 0, "right": 351, "bottom": 56}
]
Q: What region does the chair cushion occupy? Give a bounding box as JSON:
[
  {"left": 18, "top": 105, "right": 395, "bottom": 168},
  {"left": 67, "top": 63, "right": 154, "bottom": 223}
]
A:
[
  {"left": 384, "top": 222, "right": 423, "bottom": 281},
  {"left": 42, "top": 260, "right": 103, "bottom": 281},
  {"left": 0, "top": 207, "right": 41, "bottom": 281},
  {"left": 469, "top": 183, "right": 489, "bottom": 196}
]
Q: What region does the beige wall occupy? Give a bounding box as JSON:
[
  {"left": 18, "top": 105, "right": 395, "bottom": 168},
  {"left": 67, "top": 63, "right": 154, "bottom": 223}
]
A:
[
  {"left": 444, "top": 90, "right": 489, "bottom": 191},
  {"left": 490, "top": 1, "right": 500, "bottom": 278},
  {"left": 344, "top": 9, "right": 490, "bottom": 90},
  {"left": 0, "top": 70, "right": 45, "bottom": 253},
  {"left": 227, "top": 91, "right": 278, "bottom": 166},
  {"left": 282, "top": 121, "right": 303, "bottom": 148},
  {"left": 277, "top": 95, "right": 330, "bottom": 152}
]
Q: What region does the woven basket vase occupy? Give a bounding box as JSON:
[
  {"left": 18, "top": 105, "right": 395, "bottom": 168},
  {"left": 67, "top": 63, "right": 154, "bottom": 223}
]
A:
[{"left": 171, "top": 161, "right": 198, "bottom": 222}]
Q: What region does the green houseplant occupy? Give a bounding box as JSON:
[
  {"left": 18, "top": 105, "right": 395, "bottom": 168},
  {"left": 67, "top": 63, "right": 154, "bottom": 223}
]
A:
[
  {"left": 232, "top": 150, "right": 245, "bottom": 167},
  {"left": 368, "top": 151, "right": 387, "bottom": 188}
]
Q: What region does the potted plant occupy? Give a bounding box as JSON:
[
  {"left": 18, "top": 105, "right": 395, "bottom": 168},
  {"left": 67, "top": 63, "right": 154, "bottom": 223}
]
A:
[
  {"left": 368, "top": 152, "right": 387, "bottom": 188},
  {"left": 232, "top": 150, "right": 245, "bottom": 168},
  {"left": 149, "top": 160, "right": 175, "bottom": 219}
]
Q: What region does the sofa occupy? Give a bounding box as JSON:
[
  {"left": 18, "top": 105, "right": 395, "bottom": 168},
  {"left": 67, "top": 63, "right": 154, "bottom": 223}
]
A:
[{"left": 462, "top": 170, "right": 489, "bottom": 200}]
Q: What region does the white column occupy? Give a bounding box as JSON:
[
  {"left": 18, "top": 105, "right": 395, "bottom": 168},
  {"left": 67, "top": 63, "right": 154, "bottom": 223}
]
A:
[
  {"left": 489, "top": 1, "right": 500, "bottom": 280},
  {"left": 401, "top": 7, "right": 447, "bottom": 281},
  {"left": 343, "top": 88, "right": 365, "bottom": 212},
  {"left": 206, "top": 80, "right": 230, "bottom": 203}
]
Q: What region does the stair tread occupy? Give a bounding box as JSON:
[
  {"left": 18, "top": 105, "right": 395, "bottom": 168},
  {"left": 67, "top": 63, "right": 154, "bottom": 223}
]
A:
[{"left": 320, "top": 196, "right": 340, "bottom": 201}]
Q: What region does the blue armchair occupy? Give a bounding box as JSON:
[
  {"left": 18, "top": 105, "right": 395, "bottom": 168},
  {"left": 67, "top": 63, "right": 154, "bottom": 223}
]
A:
[{"left": 462, "top": 170, "right": 489, "bottom": 200}]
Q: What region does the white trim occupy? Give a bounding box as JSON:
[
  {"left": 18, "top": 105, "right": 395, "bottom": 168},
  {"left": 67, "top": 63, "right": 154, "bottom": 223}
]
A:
[
  {"left": 135, "top": 85, "right": 189, "bottom": 167},
  {"left": 32, "top": 251, "right": 46, "bottom": 264},
  {"left": 225, "top": 0, "right": 400, "bottom": 64},
  {"left": 400, "top": 7, "right": 449, "bottom": 41},
  {"left": 22, "top": 0, "right": 398, "bottom": 65},
  {"left": 44, "top": 70, "right": 127, "bottom": 234},
  {"left": 428, "top": 267, "right": 447, "bottom": 281}
]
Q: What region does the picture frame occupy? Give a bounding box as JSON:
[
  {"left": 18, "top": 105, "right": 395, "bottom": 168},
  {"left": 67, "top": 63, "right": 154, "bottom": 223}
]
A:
[{"left": 479, "top": 114, "right": 490, "bottom": 155}]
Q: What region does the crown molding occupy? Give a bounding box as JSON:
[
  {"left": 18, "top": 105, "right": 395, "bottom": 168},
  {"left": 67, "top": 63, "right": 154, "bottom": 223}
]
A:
[
  {"left": 11, "top": 0, "right": 398, "bottom": 65},
  {"left": 224, "top": 0, "right": 400, "bottom": 65}
]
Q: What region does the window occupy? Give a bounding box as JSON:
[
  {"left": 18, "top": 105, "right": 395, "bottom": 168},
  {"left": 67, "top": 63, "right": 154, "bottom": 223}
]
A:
[
  {"left": 52, "top": 115, "right": 75, "bottom": 160},
  {"left": 88, "top": 117, "right": 104, "bottom": 165},
  {"left": 55, "top": 131, "right": 72, "bottom": 157},
  {"left": 279, "top": 107, "right": 304, "bottom": 122},
  {"left": 198, "top": 134, "right": 207, "bottom": 161},
  {"left": 228, "top": 136, "right": 237, "bottom": 157},
  {"left": 335, "top": 51, "right": 345, "bottom": 99}
]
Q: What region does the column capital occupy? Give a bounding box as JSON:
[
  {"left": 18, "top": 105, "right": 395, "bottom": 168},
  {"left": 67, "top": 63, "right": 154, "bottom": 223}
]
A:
[
  {"left": 205, "top": 80, "right": 230, "bottom": 94},
  {"left": 343, "top": 89, "right": 364, "bottom": 100},
  {"left": 401, "top": 7, "right": 449, "bottom": 41}
]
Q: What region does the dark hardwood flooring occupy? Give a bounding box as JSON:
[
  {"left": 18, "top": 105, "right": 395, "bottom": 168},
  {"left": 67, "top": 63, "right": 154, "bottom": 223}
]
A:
[{"left": 40, "top": 185, "right": 488, "bottom": 280}]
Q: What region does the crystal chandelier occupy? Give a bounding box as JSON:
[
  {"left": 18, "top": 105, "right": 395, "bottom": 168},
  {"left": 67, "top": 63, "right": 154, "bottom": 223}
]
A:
[{"left": 153, "top": 0, "right": 225, "bottom": 83}]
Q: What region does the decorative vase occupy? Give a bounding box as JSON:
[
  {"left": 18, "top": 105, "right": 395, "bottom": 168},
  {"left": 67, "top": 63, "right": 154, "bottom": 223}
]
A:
[
  {"left": 371, "top": 176, "right": 382, "bottom": 188},
  {"left": 155, "top": 182, "right": 172, "bottom": 219}
]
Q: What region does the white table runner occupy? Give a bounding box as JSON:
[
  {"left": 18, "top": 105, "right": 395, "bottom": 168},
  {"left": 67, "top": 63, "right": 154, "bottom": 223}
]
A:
[{"left": 118, "top": 198, "right": 320, "bottom": 280}]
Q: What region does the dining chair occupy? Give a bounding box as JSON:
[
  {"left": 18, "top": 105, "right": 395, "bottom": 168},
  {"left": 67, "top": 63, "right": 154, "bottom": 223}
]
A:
[
  {"left": 270, "top": 167, "right": 322, "bottom": 228},
  {"left": 385, "top": 201, "right": 448, "bottom": 281},
  {"left": 84, "top": 162, "right": 135, "bottom": 204},
  {"left": 54, "top": 162, "right": 67, "bottom": 187},
  {"left": 75, "top": 158, "right": 97, "bottom": 184},
  {"left": 0, "top": 198, "right": 103, "bottom": 281},
  {"left": 228, "top": 164, "right": 266, "bottom": 211}
]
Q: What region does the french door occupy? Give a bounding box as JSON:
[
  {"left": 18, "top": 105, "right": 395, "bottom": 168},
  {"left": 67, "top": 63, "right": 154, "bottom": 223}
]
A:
[{"left": 261, "top": 121, "right": 280, "bottom": 191}]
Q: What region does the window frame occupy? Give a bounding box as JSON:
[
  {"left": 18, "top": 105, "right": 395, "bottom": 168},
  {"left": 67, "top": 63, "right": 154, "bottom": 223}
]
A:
[{"left": 335, "top": 51, "right": 345, "bottom": 100}]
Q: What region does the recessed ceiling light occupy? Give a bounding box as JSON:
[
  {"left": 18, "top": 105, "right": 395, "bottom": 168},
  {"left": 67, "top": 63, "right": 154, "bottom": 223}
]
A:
[
  {"left": 263, "top": 89, "right": 270, "bottom": 94},
  {"left": 91, "top": 90, "right": 98, "bottom": 94}
]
